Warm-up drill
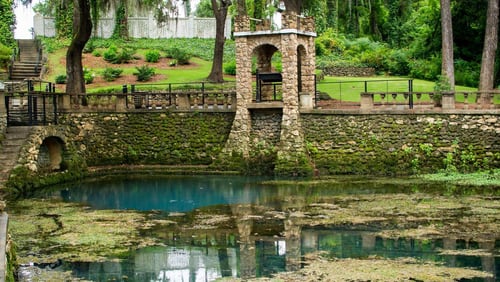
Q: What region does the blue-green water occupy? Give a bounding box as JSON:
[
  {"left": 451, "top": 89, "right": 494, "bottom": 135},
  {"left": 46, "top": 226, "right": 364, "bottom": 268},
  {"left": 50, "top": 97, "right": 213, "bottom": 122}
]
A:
[{"left": 17, "top": 175, "right": 500, "bottom": 281}]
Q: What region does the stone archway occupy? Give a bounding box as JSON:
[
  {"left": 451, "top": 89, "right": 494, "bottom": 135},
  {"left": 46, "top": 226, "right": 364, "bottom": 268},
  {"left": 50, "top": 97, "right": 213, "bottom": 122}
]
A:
[
  {"left": 38, "top": 136, "right": 66, "bottom": 171},
  {"left": 222, "top": 12, "right": 317, "bottom": 176}
]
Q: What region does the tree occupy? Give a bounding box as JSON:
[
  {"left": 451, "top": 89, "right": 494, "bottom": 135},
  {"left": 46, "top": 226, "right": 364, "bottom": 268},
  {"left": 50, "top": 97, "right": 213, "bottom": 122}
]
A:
[
  {"left": 206, "top": 0, "right": 231, "bottom": 82},
  {"left": 440, "top": 0, "right": 454, "bottom": 89},
  {"left": 478, "top": 0, "right": 499, "bottom": 90},
  {"left": 66, "top": 0, "right": 93, "bottom": 100},
  {"left": 30, "top": 0, "right": 177, "bottom": 99}
]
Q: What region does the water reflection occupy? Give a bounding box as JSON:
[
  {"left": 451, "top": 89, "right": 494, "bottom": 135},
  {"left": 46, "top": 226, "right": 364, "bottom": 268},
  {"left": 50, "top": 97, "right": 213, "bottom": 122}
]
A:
[
  {"left": 59, "top": 230, "right": 498, "bottom": 282},
  {"left": 22, "top": 175, "right": 500, "bottom": 281}
]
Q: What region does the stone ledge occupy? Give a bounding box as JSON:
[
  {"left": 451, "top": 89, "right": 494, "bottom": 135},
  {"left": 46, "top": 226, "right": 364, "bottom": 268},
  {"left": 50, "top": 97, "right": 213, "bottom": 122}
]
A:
[{"left": 248, "top": 102, "right": 284, "bottom": 109}]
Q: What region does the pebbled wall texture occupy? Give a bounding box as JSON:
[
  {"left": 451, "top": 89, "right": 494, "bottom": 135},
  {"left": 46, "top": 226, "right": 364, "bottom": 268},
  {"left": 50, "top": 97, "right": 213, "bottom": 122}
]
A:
[{"left": 8, "top": 111, "right": 500, "bottom": 181}]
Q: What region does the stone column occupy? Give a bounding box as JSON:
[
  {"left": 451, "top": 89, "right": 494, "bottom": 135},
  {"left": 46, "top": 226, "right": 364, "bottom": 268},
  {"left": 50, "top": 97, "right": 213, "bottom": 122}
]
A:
[
  {"left": 275, "top": 32, "right": 313, "bottom": 176},
  {"left": 0, "top": 91, "right": 5, "bottom": 114},
  {"left": 360, "top": 93, "right": 374, "bottom": 110},
  {"left": 441, "top": 91, "right": 455, "bottom": 110},
  {"left": 221, "top": 35, "right": 252, "bottom": 159},
  {"left": 284, "top": 220, "right": 301, "bottom": 272}
]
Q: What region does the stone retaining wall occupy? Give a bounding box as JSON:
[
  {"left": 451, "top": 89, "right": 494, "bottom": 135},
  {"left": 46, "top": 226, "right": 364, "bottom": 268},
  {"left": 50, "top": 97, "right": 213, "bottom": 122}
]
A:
[
  {"left": 320, "top": 67, "right": 376, "bottom": 77},
  {"left": 10, "top": 111, "right": 500, "bottom": 179},
  {"left": 57, "top": 112, "right": 235, "bottom": 166},
  {"left": 302, "top": 113, "right": 500, "bottom": 175}
]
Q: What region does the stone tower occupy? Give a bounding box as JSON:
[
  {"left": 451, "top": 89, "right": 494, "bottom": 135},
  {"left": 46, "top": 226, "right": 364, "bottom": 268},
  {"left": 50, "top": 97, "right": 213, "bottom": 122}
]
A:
[{"left": 222, "top": 11, "right": 317, "bottom": 176}]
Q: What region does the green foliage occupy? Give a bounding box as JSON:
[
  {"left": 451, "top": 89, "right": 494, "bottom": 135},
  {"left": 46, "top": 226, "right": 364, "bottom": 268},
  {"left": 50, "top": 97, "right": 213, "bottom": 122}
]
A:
[
  {"left": 223, "top": 60, "right": 236, "bottom": 75},
  {"left": 133, "top": 65, "right": 155, "bottom": 81},
  {"left": 0, "top": 0, "right": 15, "bottom": 48},
  {"left": 101, "top": 67, "right": 123, "bottom": 82},
  {"left": 103, "top": 44, "right": 135, "bottom": 64},
  {"left": 55, "top": 74, "right": 67, "bottom": 84},
  {"left": 92, "top": 50, "right": 101, "bottom": 57},
  {"left": 83, "top": 40, "right": 96, "bottom": 54},
  {"left": 145, "top": 50, "right": 161, "bottom": 63},
  {"left": 195, "top": 0, "right": 214, "bottom": 17},
  {"left": 454, "top": 59, "right": 480, "bottom": 88},
  {"left": 409, "top": 57, "right": 440, "bottom": 81},
  {"left": 55, "top": 1, "right": 73, "bottom": 39},
  {"left": 165, "top": 47, "right": 191, "bottom": 65},
  {"left": 111, "top": 2, "right": 128, "bottom": 39},
  {"left": 0, "top": 43, "right": 12, "bottom": 68},
  {"left": 83, "top": 68, "right": 95, "bottom": 84}
]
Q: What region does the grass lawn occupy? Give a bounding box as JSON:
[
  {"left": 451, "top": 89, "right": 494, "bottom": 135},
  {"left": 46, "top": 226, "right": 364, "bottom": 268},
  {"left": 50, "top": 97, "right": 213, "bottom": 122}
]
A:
[
  {"left": 45, "top": 43, "right": 494, "bottom": 104},
  {"left": 317, "top": 76, "right": 479, "bottom": 102}
]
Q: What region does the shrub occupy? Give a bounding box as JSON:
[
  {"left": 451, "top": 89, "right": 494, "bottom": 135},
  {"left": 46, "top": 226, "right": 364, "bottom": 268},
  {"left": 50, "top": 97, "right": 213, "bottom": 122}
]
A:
[
  {"left": 102, "top": 67, "right": 123, "bottom": 82},
  {"left": 103, "top": 44, "right": 119, "bottom": 62},
  {"left": 409, "top": 57, "right": 440, "bottom": 81},
  {"left": 167, "top": 47, "right": 191, "bottom": 65},
  {"left": 0, "top": 43, "right": 12, "bottom": 68},
  {"left": 83, "top": 40, "right": 95, "bottom": 53},
  {"left": 133, "top": 65, "right": 155, "bottom": 81},
  {"left": 55, "top": 74, "right": 67, "bottom": 84},
  {"left": 92, "top": 50, "right": 102, "bottom": 57},
  {"left": 83, "top": 68, "right": 94, "bottom": 84},
  {"left": 145, "top": 50, "right": 161, "bottom": 63},
  {"left": 454, "top": 59, "right": 479, "bottom": 87},
  {"left": 385, "top": 49, "right": 411, "bottom": 75},
  {"left": 103, "top": 44, "right": 135, "bottom": 64},
  {"left": 223, "top": 60, "right": 236, "bottom": 75}
]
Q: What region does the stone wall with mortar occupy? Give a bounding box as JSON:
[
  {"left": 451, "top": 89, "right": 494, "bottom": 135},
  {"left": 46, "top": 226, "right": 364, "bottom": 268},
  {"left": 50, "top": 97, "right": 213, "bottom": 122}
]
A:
[
  {"left": 302, "top": 113, "right": 500, "bottom": 175},
  {"left": 0, "top": 113, "right": 6, "bottom": 142},
  {"left": 58, "top": 112, "right": 235, "bottom": 166},
  {"left": 320, "top": 67, "right": 376, "bottom": 77},
  {"left": 10, "top": 111, "right": 500, "bottom": 178}
]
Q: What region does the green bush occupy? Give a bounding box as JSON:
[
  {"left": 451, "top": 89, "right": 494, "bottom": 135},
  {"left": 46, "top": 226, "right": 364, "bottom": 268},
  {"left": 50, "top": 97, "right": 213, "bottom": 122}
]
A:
[
  {"left": 103, "top": 44, "right": 135, "bottom": 64},
  {"left": 55, "top": 74, "right": 67, "bottom": 84},
  {"left": 223, "top": 60, "right": 236, "bottom": 75},
  {"left": 92, "top": 50, "right": 102, "bottom": 57},
  {"left": 0, "top": 43, "right": 12, "bottom": 68},
  {"left": 102, "top": 67, "right": 123, "bottom": 82},
  {"left": 83, "top": 68, "right": 94, "bottom": 84},
  {"left": 409, "top": 57, "right": 440, "bottom": 81},
  {"left": 166, "top": 47, "right": 191, "bottom": 65},
  {"left": 83, "top": 40, "right": 95, "bottom": 53},
  {"left": 133, "top": 65, "right": 155, "bottom": 81},
  {"left": 145, "top": 50, "right": 161, "bottom": 63},
  {"left": 455, "top": 59, "right": 479, "bottom": 87},
  {"left": 385, "top": 49, "right": 411, "bottom": 75}
]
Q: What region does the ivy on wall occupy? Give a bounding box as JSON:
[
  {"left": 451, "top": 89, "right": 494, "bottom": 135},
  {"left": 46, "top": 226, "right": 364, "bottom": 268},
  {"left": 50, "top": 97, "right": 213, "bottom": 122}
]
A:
[
  {"left": 0, "top": 0, "right": 15, "bottom": 48},
  {"left": 55, "top": 1, "right": 73, "bottom": 39},
  {"left": 111, "top": 2, "right": 128, "bottom": 39}
]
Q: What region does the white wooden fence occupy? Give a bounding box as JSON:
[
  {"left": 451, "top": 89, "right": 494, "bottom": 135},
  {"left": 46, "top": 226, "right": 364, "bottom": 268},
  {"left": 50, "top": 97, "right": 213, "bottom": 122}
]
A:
[{"left": 33, "top": 14, "right": 231, "bottom": 39}]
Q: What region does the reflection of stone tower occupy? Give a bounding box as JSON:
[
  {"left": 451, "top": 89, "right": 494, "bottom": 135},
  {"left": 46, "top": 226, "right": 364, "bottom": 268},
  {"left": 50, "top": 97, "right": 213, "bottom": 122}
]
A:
[{"left": 222, "top": 12, "right": 317, "bottom": 176}]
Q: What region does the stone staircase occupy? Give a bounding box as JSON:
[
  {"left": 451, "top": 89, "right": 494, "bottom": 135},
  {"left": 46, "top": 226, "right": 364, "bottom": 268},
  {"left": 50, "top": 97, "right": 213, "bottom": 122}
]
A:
[
  {"left": 9, "top": 39, "right": 42, "bottom": 81},
  {"left": 0, "top": 127, "right": 31, "bottom": 189}
]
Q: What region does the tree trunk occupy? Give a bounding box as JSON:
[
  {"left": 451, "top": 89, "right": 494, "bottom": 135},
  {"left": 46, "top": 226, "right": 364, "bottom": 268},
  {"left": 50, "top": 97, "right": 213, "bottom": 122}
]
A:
[
  {"left": 66, "top": 0, "right": 93, "bottom": 102},
  {"left": 479, "top": 0, "right": 499, "bottom": 91},
  {"left": 440, "top": 0, "right": 455, "bottom": 89},
  {"left": 284, "top": 0, "right": 302, "bottom": 14},
  {"left": 207, "top": 0, "right": 229, "bottom": 83}
]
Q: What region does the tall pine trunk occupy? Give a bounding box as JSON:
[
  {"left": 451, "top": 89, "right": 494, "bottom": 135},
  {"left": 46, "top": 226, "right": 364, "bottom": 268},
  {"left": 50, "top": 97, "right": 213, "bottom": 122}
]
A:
[
  {"left": 66, "top": 0, "right": 93, "bottom": 102},
  {"left": 479, "top": 0, "right": 499, "bottom": 91},
  {"left": 440, "top": 0, "right": 455, "bottom": 89}
]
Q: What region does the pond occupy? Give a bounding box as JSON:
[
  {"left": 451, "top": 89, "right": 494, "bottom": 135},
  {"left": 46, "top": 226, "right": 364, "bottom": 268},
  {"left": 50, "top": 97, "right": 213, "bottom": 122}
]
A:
[{"left": 8, "top": 175, "right": 500, "bottom": 281}]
